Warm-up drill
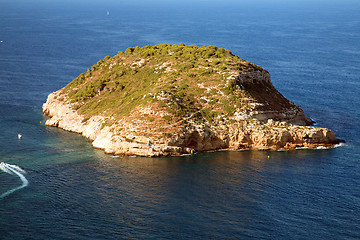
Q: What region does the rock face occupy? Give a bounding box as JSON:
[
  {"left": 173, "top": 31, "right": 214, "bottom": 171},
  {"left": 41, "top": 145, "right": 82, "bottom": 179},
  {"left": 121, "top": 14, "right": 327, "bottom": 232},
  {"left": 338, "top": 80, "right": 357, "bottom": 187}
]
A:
[
  {"left": 43, "top": 74, "right": 342, "bottom": 157},
  {"left": 42, "top": 44, "right": 343, "bottom": 157},
  {"left": 43, "top": 92, "right": 195, "bottom": 157}
]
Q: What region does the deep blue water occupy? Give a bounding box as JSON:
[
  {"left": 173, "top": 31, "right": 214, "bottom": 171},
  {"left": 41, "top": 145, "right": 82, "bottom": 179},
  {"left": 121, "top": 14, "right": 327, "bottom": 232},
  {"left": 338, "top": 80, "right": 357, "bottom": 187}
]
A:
[{"left": 1, "top": 0, "right": 360, "bottom": 239}]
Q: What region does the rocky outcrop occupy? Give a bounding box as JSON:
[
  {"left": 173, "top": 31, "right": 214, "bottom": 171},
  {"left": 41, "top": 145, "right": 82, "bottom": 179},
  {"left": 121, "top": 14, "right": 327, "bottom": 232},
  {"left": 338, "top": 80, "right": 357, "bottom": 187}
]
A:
[
  {"left": 42, "top": 44, "right": 343, "bottom": 157},
  {"left": 228, "top": 70, "right": 271, "bottom": 85},
  {"left": 43, "top": 85, "right": 343, "bottom": 157},
  {"left": 43, "top": 93, "right": 195, "bottom": 157}
]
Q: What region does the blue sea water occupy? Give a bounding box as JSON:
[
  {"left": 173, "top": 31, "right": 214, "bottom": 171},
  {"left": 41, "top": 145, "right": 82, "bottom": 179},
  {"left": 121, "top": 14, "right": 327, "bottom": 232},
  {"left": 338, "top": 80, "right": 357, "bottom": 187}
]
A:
[{"left": 1, "top": 0, "right": 360, "bottom": 239}]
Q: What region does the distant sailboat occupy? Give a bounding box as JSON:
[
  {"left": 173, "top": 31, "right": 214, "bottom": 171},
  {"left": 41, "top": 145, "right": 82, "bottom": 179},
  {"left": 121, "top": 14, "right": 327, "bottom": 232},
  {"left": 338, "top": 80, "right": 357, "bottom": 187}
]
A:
[{"left": 107, "top": 11, "right": 109, "bottom": 16}]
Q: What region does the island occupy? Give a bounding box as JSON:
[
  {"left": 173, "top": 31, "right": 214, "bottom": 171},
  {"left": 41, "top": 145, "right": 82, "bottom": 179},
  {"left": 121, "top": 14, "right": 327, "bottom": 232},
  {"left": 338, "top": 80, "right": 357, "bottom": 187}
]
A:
[{"left": 43, "top": 44, "right": 343, "bottom": 157}]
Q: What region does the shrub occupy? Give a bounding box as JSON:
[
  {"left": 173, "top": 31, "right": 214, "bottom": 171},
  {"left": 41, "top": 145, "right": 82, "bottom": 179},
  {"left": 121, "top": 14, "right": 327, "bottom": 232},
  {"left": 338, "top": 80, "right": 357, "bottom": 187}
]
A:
[
  {"left": 222, "top": 78, "right": 237, "bottom": 94},
  {"left": 163, "top": 115, "right": 172, "bottom": 121},
  {"left": 212, "top": 60, "right": 221, "bottom": 65},
  {"left": 125, "top": 47, "right": 135, "bottom": 54},
  {"left": 219, "top": 65, "right": 227, "bottom": 71},
  {"left": 210, "top": 88, "right": 218, "bottom": 95},
  {"left": 200, "top": 108, "right": 218, "bottom": 123},
  {"left": 125, "top": 137, "right": 134, "bottom": 143},
  {"left": 224, "top": 105, "right": 235, "bottom": 116},
  {"left": 61, "top": 43, "right": 262, "bottom": 122}
]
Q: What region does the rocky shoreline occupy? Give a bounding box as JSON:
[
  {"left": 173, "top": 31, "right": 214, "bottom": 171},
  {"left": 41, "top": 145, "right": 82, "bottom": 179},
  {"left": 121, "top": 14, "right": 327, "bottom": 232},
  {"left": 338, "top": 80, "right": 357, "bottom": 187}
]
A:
[
  {"left": 42, "top": 44, "right": 344, "bottom": 157},
  {"left": 43, "top": 92, "right": 195, "bottom": 156},
  {"left": 43, "top": 86, "right": 343, "bottom": 157}
]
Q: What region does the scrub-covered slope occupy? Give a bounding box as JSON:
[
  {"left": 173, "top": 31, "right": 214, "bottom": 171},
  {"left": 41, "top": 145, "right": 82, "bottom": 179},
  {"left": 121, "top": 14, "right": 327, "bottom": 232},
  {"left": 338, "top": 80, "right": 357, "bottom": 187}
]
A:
[{"left": 43, "top": 44, "right": 343, "bottom": 156}]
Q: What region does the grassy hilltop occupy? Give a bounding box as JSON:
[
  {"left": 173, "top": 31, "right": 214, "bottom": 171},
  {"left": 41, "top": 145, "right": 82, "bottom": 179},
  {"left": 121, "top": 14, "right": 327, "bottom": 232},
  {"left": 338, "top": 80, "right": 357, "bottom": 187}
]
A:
[{"left": 58, "top": 44, "right": 272, "bottom": 124}]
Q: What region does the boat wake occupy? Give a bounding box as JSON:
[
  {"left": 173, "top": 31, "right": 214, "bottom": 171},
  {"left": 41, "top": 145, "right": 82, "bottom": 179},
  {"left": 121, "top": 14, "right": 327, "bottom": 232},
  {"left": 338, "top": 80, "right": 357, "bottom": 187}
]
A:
[{"left": 0, "top": 162, "right": 28, "bottom": 199}]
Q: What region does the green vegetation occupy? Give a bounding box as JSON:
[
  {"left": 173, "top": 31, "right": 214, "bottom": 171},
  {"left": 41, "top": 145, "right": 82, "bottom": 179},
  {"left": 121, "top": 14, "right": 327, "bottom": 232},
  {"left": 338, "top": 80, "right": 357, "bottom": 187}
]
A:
[
  {"left": 163, "top": 115, "right": 172, "bottom": 122},
  {"left": 59, "top": 44, "right": 265, "bottom": 124},
  {"left": 200, "top": 108, "right": 218, "bottom": 123}
]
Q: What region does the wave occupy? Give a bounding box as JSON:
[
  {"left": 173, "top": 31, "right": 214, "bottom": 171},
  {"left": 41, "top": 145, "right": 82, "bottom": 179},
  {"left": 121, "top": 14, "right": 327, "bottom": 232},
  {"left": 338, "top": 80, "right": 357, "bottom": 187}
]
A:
[
  {"left": 6, "top": 164, "right": 26, "bottom": 174},
  {"left": 293, "top": 143, "right": 346, "bottom": 151},
  {"left": 334, "top": 143, "right": 346, "bottom": 148},
  {"left": 315, "top": 143, "right": 346, "bottom": 150},
  {"left": 295, "top": 146, "right": 310, "bottom": 150},
  {"left": 0, "top": 164, "right": 14, "bottom": 175},
  {"left": 0, "top": 163, "right": 28, "bottom": 199}
]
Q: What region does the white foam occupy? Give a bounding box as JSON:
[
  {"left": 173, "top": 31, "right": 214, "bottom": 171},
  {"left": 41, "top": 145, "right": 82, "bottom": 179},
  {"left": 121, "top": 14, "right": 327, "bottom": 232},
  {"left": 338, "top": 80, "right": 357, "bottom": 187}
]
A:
[
  {"left": 294, "top": 143, "right": 345, "bottom": 151},
  {"left": 334, "top": 143, "right": 345, "bottom": 148},
  {"left": 0, "top": 164, "right": 13, "bottom": 175},
  {"left": 180, "top": 153, "right": 192, "bottom": 156},
  {"left": 0, "top": 163, "right": 28, "bottom": 199},
  {"left": 6, "top": 164, "right": 26, "bottom": 174},
  {"left": 316, "top": 146, "right": 328, "bottom": 150},
  {"left": 295, "top": 147, "right": 310, "bottom": 150},
  {"left": 237, "top": 148, "right": 250, "bottom": 152}
]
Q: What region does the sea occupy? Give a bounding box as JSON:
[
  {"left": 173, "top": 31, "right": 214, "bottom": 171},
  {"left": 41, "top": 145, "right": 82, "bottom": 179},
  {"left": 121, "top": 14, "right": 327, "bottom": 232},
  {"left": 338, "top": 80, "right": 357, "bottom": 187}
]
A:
[{"left": 0, "top": 0, "right": 359, "bottom": 239}]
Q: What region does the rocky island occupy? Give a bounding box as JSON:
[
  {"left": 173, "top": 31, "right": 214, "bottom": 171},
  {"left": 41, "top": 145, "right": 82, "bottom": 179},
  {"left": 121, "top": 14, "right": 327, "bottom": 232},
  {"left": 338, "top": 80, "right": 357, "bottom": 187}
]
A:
[{"left": 43, "top": 44, "right": 343, "bottom": 157}]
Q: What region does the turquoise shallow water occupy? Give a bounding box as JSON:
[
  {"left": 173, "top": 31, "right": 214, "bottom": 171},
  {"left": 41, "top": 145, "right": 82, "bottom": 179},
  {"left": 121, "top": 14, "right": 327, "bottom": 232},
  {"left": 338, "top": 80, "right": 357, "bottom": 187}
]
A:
[{"left": 1, "top": 0, "right": 360, "bottom": 239}]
